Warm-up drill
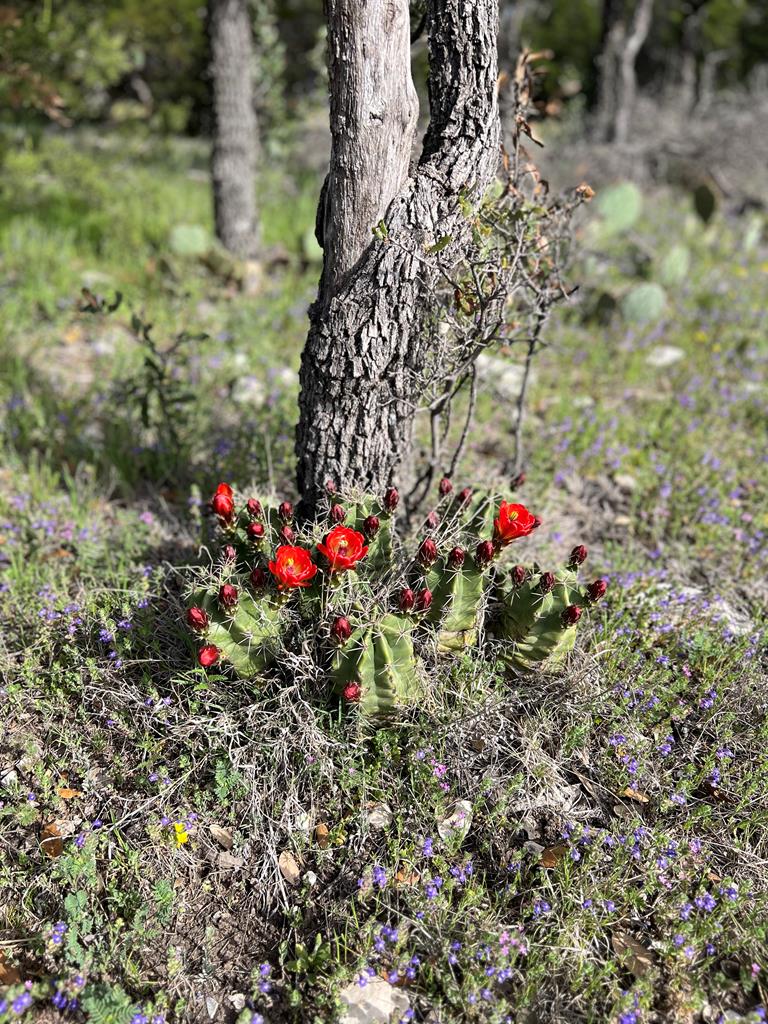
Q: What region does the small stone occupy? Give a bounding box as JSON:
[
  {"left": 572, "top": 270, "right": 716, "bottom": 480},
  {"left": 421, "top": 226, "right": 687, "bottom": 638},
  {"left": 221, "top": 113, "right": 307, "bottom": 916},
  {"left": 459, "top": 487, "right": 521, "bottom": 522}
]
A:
[
  {"left": 205, "top": 996, "right": 218, "bottom": 1020},
  {"left": 228, "top": 994, "right": 246, "bottom": 1012},
  {"left": 210, "top": 824, "right": 233, "bottom": 849},
  {"left": 645, "top": 345, "right": 685, "bottom": 368},
  {"left": 475, "top": 353, "right": 532, "bottom": 403},
  {"left": 614, "top": 473, "right": 638, "bottom": 492},
  {"left": 366, "top": 803, "right": 393, "bottom": 829},
  {"left": 437, "top": 799, "right": 473, "bottom": 842},
  {"left": 217, "top": 852, "right": 244, "bottom": 871},
  {"left": 338, "top": 977, "right": 410, "bottom": 1024},
  {"left": 278, "top": 849, "right": 302, "bottom": 885}
]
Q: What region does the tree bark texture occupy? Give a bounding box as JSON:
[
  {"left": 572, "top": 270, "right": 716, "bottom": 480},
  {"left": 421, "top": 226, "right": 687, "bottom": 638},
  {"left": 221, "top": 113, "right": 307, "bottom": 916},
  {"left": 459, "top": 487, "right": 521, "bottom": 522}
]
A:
[
  {"left": 208, "top": 0, "right": 259, "bottom": 258},
  {"left": 296, "top": 0, "right": 500, "bottom": 516}
]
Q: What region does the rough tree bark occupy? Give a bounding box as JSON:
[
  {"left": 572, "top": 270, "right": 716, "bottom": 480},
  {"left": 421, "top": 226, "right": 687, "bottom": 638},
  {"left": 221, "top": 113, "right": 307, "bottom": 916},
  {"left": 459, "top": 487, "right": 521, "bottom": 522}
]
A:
[
  {"left": 593, "top": 0, "right": 653, "bottom": 143},
  {"left": 296, "top": 0, "right": 500, "bottom": 516},
  {"left": 208, "top": 0, "right": 259, "bottom": 258}
]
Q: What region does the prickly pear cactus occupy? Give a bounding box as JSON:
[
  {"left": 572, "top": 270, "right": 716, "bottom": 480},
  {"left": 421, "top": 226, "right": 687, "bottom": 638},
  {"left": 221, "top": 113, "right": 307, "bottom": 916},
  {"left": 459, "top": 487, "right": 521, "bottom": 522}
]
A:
[
  {"left": 194, "top": 587, "right": 284, "bottom": 676},
  {"left": 331, "top": 613, "right": 422, "bottom": 717},
  {"left": 425, "top": 557, "right": 485, "bottom": 652},
  {"left": 498, "top": 567, "right": 583, "bottom": 672}
]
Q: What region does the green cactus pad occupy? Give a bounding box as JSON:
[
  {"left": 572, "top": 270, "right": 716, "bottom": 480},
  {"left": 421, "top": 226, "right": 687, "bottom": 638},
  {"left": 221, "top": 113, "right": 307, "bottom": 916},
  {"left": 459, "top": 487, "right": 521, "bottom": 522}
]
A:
[
  {"left": 498, "top": 566, "right": 583, "bottom": 672},
  {"left": 426, "top": 557, "right": 485, "bottom": 652},
  {"left": 331, "top": 613, "right": 421, "bottom": 716},
  {"left": 194, "top": 586, "right": 284, "bottom": 677},
  {"left": 348, "top": 496, "right": 393, "bottom": 571}
]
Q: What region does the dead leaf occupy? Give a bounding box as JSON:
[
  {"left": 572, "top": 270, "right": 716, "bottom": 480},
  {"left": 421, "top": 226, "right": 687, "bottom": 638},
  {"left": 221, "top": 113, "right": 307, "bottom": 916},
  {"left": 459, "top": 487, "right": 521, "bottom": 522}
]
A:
[
  {"left": 540, "top": 844, "right": 568, "bottom": 869},
  {"left": 611, "top": 930, "right": 656, "bottom": 978},
  {"left": 209, "top": 824, "right": 233, "bottom": 849},
  {"left": 395, "top": 866, "right": 420, "bottom": 887},
  {"left": 621, "top": 787, "right": 649, "bottom": 804},
  {"left": 56, "top": 785, "right": 83, "bottom": 800},
  {"left": 40, "top": 821, "right": 64, "bottom": 858},
  {"left": 0, "top": 951, "right": 22, "bottom": 985},
  {"left": 217, "top": 851, "right": 244, "bottom": 871},
  {"left": 278, "top": 850, "right": 301, "bottom": 886},
  {"left": 314, "top": 823, "right": 330, "bottom": 849}
]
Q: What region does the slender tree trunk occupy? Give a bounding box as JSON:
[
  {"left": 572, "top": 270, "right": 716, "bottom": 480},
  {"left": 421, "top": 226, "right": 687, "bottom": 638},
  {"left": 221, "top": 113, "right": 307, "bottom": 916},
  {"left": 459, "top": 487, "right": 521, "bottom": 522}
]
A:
[
  {"left": 613, "top": 0, "right": 652, "bottom": 143},
  {"left": 295, "top": 0, "right": 500, "bottom": 516},
  {"left": 208, "top": 0, "right": 259, "bottom": 258},
  {"left": 593, "top": 0, "right": 652, "bottom": 143}
]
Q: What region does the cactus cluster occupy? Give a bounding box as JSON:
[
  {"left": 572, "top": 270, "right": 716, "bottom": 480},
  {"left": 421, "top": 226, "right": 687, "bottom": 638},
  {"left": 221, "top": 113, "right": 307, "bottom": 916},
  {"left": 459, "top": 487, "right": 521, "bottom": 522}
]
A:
[{"left": 184, "top": 479, "right": 608, "bottom": 719}]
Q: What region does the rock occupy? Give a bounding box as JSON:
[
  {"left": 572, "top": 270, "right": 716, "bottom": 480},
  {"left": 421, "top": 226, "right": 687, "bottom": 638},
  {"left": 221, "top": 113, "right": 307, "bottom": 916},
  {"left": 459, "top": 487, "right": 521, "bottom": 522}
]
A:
[
  {"left": 228, "top": 994, "right": 246, "bottom": 1012},
  {"left": 366, "top": 803, "right": 393, "bottom": 829},
  {"left": 613, "top": 473, "right": 638, "bottom": 492},
  {"left": 80, "top": 270, "right": 114, "bottom": 288},
  {"left": 278, "top": 849, "right": 302, "bottom": 885},
  {"left": 437, "top": 799, "right": 473, "bottom": 842},
  {"left": 205, "top": 996, "right": 219, "bottom": 1020},
  {"left": 217, "top": 852, "right": 244, "bottom": 871},
  {"left": 338, "top": 977, "right": 410, "bottom": 1024},
  {"left": 645, "top": 345, "right": 685, "bottom": 368},
  {"left": 475, "top": 353, "right": 532, "bottom": 403},
  {"left": 210, "top": 824, "right": 233, "bottom": 849}
]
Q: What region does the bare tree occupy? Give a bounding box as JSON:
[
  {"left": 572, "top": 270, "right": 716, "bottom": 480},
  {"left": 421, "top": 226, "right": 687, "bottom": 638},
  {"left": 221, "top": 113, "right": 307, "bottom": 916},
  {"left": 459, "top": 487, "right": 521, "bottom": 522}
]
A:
[
  {"left": 295, "top": 0, "right": 501, "bottom": 517},
  {"left": 208, "top": 0, "right": 259, "bottom": 257},
  {"left": 593, "top": 0, "right": 653, "bottom": 143}
]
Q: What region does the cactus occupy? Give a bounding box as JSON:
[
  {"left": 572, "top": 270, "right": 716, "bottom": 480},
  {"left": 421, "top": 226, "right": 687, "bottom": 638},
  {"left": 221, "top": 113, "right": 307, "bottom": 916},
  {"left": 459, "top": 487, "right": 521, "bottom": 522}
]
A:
[
  {"left": 594, "top": 181, "right": 643, "bottom": 237},
  {"left": 193, "top": 586, "right": 284, "bottom": 676},
  {"left": 497, "top": 564, "right": 593, "bottom": 672},
  {"left": 347, "top": 495, "right": 394, "bottom": 571},
  {"left": 658, "top": 244, "right": 691, "bottom": 287},
  {"left": 425, "top": 556, "right": 485, "bottom": 652},
  {"left": 331, "top": 613, "right": 422, "bottom": 717},
  {"left": 621, "top": 282, "right": 667, "bottom": 325}
]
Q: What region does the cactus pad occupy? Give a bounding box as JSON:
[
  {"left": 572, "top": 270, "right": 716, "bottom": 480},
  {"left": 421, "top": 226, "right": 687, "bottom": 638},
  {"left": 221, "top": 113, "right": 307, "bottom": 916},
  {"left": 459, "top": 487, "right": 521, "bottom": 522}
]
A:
[
  {"left": 498, "top": 567, "right": 583, "bottom": 672},
  {"left": 425, "top": 557, "right": 485, "bottom": 652},
  {"left": 194, "top": 587, "right": 284, "bottom": 677},
  {"left": 331, "top": 613, "right": 422, "bottom": 716}
]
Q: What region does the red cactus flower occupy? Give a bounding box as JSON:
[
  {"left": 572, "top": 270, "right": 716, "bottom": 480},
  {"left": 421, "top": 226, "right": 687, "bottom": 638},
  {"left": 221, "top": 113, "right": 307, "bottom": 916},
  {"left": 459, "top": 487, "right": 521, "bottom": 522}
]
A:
[
  {"left": 439, "top": 476, "right": 453, "bottom": 496},
  {"left": 250, "top": 567, "right": 267, "bottom": 589},
  {"left": 383, "top": 487, "right": 399, "bottom": 513},
  {"left": 218, "top": 583, "right": 238, "bottom": 609},
  {"left": 211, "top": 484, "right": 235, "bottom": 523},
  {"left": 562, "top": 604, "right": 582, "bottom": 626},
  {"left": 246, "top": 498, "right": 262, "bottom": 519},
  {"left": 448, "top": 546, "right": 465, "bottom": 569},
  {"left": 343, "top": 681, "right": 362, "bottom": 702},
  {"left": 399, "top": 587, "right": 415, "bottom": 612},
  {"left": 475, "top": 540, "right": 495, "bottom": 567},
  {"left": 418, "top": 537, "right": 438, "bottom": 567},
  {"left": 317, "top": 525, "right": 368, "bottom": 573},
  {"left": 186, "top": 606, "right": 209, "bottom": 631},
  {"left": 570, "top": 544, "right": 588, "bottom": 566},
  {"left": 511, "top": 565, "right": 527, "bottom": 585},
  {"left": 587, "top": 579, "right": 608, "bottom": 603},
  {"left": 269, "top": 545, "right": 317, "bottom": 590},
  {"left": 493, "top": 502, "right": 539, "bottom": 546},
  {"left": 539, "top": 571, "right": 555, "bottom": 593},
  {"left": 363, "top": 514, "right": 380, "bottom": 538},
  {"left": 330, "top": 503, "right": 346, "bottom": 523},
  {"left": 331, "top": 616, "right": 352, "bottom": 643},
  {"left": 278, "top": 501, "right": 294, "bottom": 522},
  {"left": 198, "top": 644, "right": 220, "bottom": 668},
  {"left": 247, "top": 521, "right": 265, "bottom": 541},
  {"left": 415, "top": 588, "right": 433, "bottom": 612}
]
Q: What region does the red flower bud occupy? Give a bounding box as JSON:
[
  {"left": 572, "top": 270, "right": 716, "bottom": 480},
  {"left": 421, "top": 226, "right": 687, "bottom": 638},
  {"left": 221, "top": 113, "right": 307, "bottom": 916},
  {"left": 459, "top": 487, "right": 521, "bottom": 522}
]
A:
[
  {"left": 511, "top": 565, "right": 527, "bottom": 585},
  {"left": 211, "top": 491, "right": 235, "bottom": 523},
  {"left": 587, "top": 578, "right": 608, "bottom": 603},
  {"left": 325, "top": 479, "right": 337, "bottom": 495},
  {"left": 246, "top": 521, "right": 265, "bottom": 541},
  {"left": 198, "top": 644, "right": 220, "bottom": 668},
  {"left": 439, "top": 477, "right": 453, "bottom": 497},
  {"left": 218, "top": 583, "right": 239, "bottom": 610},
  {"left": 246, "top": 498, "right": 262, "bottom": 519},
  {"left": 457, "top": 487, "right": 473, "bottom": 506},
  {"left": 532, "top": 516, "right": 542, "bottom": 530},
  {"left": 222, "top": 544, "right": 237, "bottom": 562},
  {"left": 383, "top": 487, "right": 399, "bottom": 513},
  {"left": 280, "top": 524, "right": 295, "bottom": 544},
  {"left": 425, "top": 510, "right": 440, "bottom": 530},
  {"left": 511, "top": 471, "right": 526, "bottom": 489},
  {"left": 539, "top": 571, "right": 555, "bottom": 593},
  {"left": 330, "top": 503, "right": 346, "bottom": 523},
  {"left": 399, "top": 588, "right": 416, "bottom": 612},
  {"left": 475, "top": 539, "right": 495, "bottom": 567},
  {"left": 448, "top": 546, "right": 465, "bottom": 569},
  {"left": 415, "top": 588, "right": 433, "bottom": 612},
  {"left": 418, "top": 537, "right": 438, "bottom": 567},
  {"left": 250, "top": 567, "right": 267, "bottom": 589},
  {"left": 215, "top": 482, "right": 233, "bottom": 499},
  {"left": 278, "top": 501, "right": 294, "bottom": 522},
  {"left": 343, "top": 681, "right": 362, "bottom": 702},
  {"left": 331, "top": 615, "right": 352, "bottom": 643},
  {"left": 570, "top": 544, "right": 588, "bottom": 566},
  {"left": 186, "top": 606, "right": 209, "bottom": 631},
  {"left": 362, "top": 514, "right": 380, "bottom": 538},
  {"left": 562, "top": 604, "right": 582, "bottom": 626}
]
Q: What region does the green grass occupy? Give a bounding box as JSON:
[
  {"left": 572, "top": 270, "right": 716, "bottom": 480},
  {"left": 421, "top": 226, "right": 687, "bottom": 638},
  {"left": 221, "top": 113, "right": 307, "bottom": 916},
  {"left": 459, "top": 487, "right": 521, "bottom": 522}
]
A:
[{"left": 0, "top": 131, "right": 767, "bottom": 1024}]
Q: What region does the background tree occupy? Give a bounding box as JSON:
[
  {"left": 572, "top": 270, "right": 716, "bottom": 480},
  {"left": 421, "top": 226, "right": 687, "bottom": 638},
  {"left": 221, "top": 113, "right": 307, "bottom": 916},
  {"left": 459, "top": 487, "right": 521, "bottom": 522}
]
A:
[
  {"left": 207, "top": 0, "right": 259, "bottom": 257},
  {"left": 593, "top": 0, "right": 653, "bottom": 142},
  {"left": 295, "top": 0, "right": 500, "bottom": 517}
]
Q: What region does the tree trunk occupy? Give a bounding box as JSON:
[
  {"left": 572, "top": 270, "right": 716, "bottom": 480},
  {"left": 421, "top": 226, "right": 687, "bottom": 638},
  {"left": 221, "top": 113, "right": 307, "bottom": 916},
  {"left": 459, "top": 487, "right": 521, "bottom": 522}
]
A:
[
  {"left": 593, "top": 0, "right": 652, "bottom": 143},
  {"left": 208, "top": 0, "right": 259, "bottom": 258},
  {"left": 295, "top": 0, "right": 500, "bottom": 517},
  {"left": 613, "top": 0, "right": 652, "bottom": 143}
]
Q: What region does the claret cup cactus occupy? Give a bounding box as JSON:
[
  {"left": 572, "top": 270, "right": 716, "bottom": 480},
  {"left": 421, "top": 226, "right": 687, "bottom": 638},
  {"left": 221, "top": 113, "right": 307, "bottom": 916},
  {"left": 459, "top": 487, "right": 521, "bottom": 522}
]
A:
[{"left": 184, "top": 480, "right": 608, "bottom": 719}]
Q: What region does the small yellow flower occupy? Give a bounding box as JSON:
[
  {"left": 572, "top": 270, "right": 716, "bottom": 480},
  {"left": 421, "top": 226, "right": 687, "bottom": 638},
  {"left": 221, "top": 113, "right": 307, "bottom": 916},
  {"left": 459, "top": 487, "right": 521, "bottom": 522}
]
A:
[{"left": 173, "top": 822, "right": 189, "bottom": 846}]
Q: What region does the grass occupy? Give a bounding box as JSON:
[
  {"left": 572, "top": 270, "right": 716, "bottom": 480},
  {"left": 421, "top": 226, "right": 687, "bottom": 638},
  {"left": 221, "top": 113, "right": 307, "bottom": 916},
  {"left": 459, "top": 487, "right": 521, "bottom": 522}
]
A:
[{"left": 0, "top": 130, "right": 767, "bottom": 1024}]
